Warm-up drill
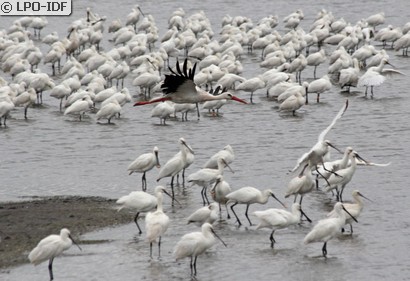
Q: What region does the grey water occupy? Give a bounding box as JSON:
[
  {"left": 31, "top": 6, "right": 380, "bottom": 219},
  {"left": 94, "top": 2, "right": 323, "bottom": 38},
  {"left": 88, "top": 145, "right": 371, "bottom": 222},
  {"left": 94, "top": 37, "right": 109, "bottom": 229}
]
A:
[{"left": 1, "top": 0, "right": 410, "bottom": 280}]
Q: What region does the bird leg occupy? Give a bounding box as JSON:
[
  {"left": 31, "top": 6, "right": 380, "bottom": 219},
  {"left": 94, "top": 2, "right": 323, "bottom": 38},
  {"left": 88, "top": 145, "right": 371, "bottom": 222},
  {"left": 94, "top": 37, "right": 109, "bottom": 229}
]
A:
[
  {"left": 225, "top": 204, "right": 231, "bottom": 219},
  {"left": 245, "top": 204, "right": 253, "bottom": 226},
  {"left": 322, "top": 242, "right": 327, "bottom": 258},
  {"left": 200, "top": 186, "right": 209, "bottom": 206},
  {"left": 158, "top": 236, "right": 161, "bottom": 258},
  {"left": 190, "top": 256, "right": 194, "bottom": 276},
  {"left": 349, "top": 223, "right": 354, "bottom": 234},
  {"left": 170, "top": 176, "right": 175, "bottom": 205},
  {"left": 230, "top": 202, "right": 241, "bottom": 226},
  {"left": 195, "top": 103, "right": 200, "bottom": 120},
  {"left": 269, "top": 230, "right": 276, "bottom": 248},
  {"left": 134, "top": 212, "right": 142, "bottom": 234},
  {"left": 142, "top": 172, "right": 147, "bottom": 192},
  {"left": 193, "top": 256, "right": 198, "bottom": 276},
  {"left": 149, "top": 242, "right": 153, "bottom": 259},
  {"left": 48, "top": 258, "right": 54, "bottom": 281}
]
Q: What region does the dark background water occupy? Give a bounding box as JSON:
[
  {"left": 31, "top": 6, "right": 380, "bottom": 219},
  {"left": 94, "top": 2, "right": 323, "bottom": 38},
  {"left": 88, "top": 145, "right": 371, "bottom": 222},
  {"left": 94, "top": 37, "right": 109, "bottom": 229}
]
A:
[{"left": 1, "top": 0, "right": 409, "bottom": 280}]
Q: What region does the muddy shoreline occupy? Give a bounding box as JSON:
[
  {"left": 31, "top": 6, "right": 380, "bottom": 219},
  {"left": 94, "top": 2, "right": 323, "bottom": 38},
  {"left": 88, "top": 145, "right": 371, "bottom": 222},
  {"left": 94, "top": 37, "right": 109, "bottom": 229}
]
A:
[{"left": 0, "top": 196, "right": 133, "bottom": 269}]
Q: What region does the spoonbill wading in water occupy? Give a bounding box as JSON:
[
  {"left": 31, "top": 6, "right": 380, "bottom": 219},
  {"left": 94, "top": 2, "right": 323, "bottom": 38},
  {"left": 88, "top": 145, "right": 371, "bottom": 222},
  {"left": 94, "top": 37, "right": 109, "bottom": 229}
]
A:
[
  {"left": 290, "top": 99, "right": 349, "bottom": 185},
  {"left": 174, "top": 222, "right": 227, "bottom": 277},
  {"left": 304, "top": 202, "right": 358, "bottom": 258},
  {"left": 28, "top": 228, "right": 82, "bottom": 281},
  {"left": 127, "top": 146, "right": 161, "bottom": 191},
  {"left": 226, "top": 187, "right": 286, "bottom": 226},
  {"left": 134, "top": 59, "right": 248, "bottom": 118}
]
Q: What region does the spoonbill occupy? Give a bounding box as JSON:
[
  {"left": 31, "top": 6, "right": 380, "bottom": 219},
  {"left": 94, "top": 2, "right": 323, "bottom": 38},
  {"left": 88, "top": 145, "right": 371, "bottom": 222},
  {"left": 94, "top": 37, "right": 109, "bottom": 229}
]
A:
[
  {"left": 174, "top": 222, "right": 227, "bottom": 277},
  {"left": 127, "top": 146, "right": 160, "bottom": 191},
  {"left": 210, "top": 175, "right": 232, "bottom": 219},
  {"left": 324, "top": 151, "right": 368, "bottom": 202},
  {"left": 187, "top": 202, "right": 219, "bottom": 226},
  {"left": 95, "top": 98, "right": 122, "bottom": 124},
  {"left": 157, "top": 138, "right": 194, "bottom": 201},
  {"left": 358, "top": 58, "right": 405, "bottom": 97},
  {"left": 279, "top": 92, "right": 306, "bottom": 116},
  {"left": 63, "top": 95, "right": 94, "bottom": 121},
  {"left": 304, "top": 202, "right": 358, "bottom": 258},
  {"left": 327, "top": 190, "right": 371, "bottom": 234},
  {"left": 284, "top": 163, "right": 315, "bottom": 222},
  {"left": 145, "top": 185, "right": 170, "bottom": 258},
  {"left": 203, "top": 144, "right": 235, "bottom": 169},
  {"left": 254, "top": 203, "right": 304, "bottom": 248},
  {"left": 28, "top": 228, "right": 82, "bottom": 281},
  {"left": 134, "top": 59, "right": 247, "bottom": 118},
  {"left": 188, "top": 157, "right": 234, "bottom": 205},
  {"left": 290, "top": 100, "right": 348, "bottom": 182},
  {"left": 116, "top": 186, "right": 173, "bottom": 234},
  {"left": 226, "top": 187, "right": 286, "bottom": 226}
]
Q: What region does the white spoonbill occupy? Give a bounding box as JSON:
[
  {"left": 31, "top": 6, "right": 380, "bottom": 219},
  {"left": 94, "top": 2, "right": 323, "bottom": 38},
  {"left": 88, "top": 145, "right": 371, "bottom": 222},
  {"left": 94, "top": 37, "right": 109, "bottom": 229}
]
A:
[
  {"left": 188, "top": 157, "right": 233, "bottom": 205},
  {"left": 284, "top": 163, "right": 315, "bottom": 222},
  {"left": 307, "top": 74, "right": 332, "bottom": 103},
  {"left": 157, "top": 138, "right": 194, "bottom": 201},
  {"left": 127, "top": 146, "right": 160, "bottom": 191},
  {"left": 327, "top": 190, "right": 371, "bottom": 234},
  {"left": 203, "top": 144, "right": 235, "bottom": 169},
  {"left": 12, "top": 87, "right": 36, "bottom": 119},
  {"left": 151, "top": 101, "right": 175, "bottom": 125},
  {"left": 187, "top": 202, "right": 219, "bottom": 226},
  {"left": 226, "top": 187, "right": 286, "bottom": 226},
  {"left": 134, "top": 59, "right": 247, "bottom": 118},
  {"left": 235, "top": 76, "right": 266, "bottom": 103},
  {"left": 315, "top": 146, "right": 354, "bottom": 187},
  {"left": 324, "top": 151, "right": 368, "bottom": 202},
  {"left": 28, "top": 228, "right": 82, "bottom": 281},
  {"left": 64, "top": 96, "right": 93, "bottom": 121},
  {"left": 116, "top": 186, "right": 172, "bottom": 234},
  {"left": 290, "top": 100, "right": 348, "bottom": 180},
  {"left": 303, "top": 202, "right": 358, "bottom": 258},
  {"left": 210, "top": 175, "right": 232, "bottom": 219},
  {"left": 145, "top": 184, "right": 171, "bottom": 258},
  {"left": 174, "top": 222, "right": 227, "bottom": 277},
  {"left": 279, "top": 92, "right": 306, "bottom": 116},
  {"left": 0, "top": 99, "right": 15, "bottom": 126},
  {"left": 358, "top": 58, "right": 405, "bottom": 98},
  {"left": 96, "top": 98, "right": 122, "bottom": 124},
  {"left": 254, "top": 203, "right": 304, "bottom": 248}
]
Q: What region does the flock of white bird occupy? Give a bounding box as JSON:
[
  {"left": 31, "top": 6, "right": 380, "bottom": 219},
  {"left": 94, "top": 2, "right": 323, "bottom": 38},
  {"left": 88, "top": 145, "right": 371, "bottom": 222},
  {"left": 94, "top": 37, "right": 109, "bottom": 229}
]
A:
[{"left": 2, "top": 4, "right": 399, "bottom": 280}]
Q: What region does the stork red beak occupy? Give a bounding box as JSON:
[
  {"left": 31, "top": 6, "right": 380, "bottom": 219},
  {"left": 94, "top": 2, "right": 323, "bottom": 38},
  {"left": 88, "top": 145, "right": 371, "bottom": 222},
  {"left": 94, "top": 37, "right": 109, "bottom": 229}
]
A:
[{"left": 231, "top": 96, "right": 248, "bottom": 104}]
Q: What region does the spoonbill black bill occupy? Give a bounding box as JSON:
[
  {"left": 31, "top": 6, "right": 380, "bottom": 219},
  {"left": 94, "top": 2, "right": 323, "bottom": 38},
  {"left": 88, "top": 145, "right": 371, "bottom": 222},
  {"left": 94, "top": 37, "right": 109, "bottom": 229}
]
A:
[
  {"left": 174, "top": 223, "right": 227, "bottom": 277},
  {"left": 28, "top": 228, "right": 82, "bottom": 281}
]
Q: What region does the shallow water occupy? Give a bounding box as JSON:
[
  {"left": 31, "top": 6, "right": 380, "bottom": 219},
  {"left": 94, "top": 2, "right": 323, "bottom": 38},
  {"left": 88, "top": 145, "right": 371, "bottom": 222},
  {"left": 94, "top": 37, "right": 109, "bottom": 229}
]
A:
[{"left": 1, "top": 0, "right": 410, "bottom": 280}]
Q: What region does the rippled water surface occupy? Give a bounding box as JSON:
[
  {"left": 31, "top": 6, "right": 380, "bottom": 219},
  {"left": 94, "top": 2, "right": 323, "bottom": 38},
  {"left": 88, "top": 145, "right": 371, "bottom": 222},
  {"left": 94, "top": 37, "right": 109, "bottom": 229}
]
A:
[{"left": 1, "top": 0, "right": 410, "bottom": 280}]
